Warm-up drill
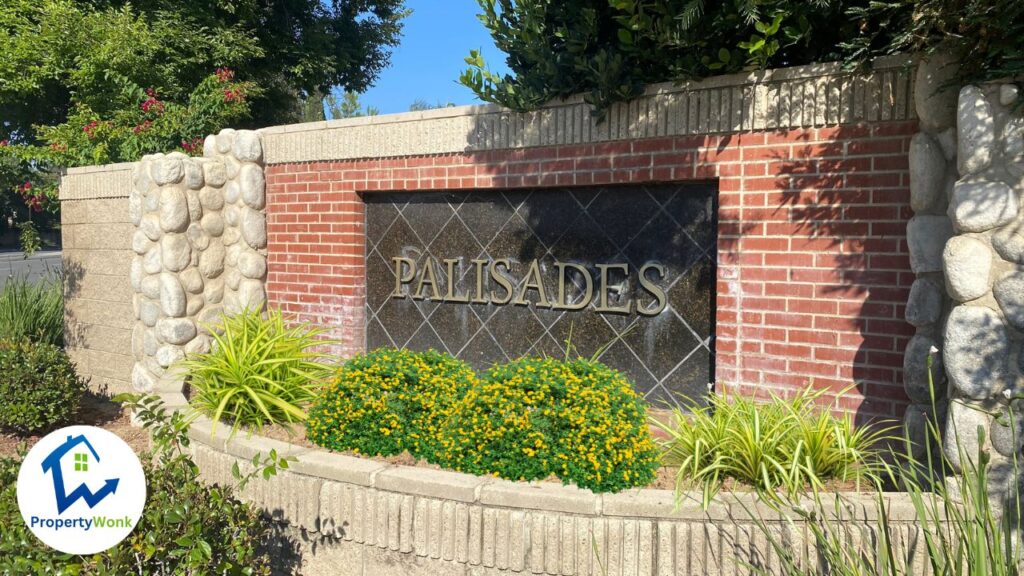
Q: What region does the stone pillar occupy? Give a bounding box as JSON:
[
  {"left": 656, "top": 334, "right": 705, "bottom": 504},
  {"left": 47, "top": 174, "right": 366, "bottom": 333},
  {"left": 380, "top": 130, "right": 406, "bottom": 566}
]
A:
[
  {"left": 938, "top": 75, "right": 1024, "bottom": 504},
  {"left": 129, "top": 129, "right": 267, "bottom": 394},
  {"left": 903, "top": 53, "right": 959, "bottom": 461}
]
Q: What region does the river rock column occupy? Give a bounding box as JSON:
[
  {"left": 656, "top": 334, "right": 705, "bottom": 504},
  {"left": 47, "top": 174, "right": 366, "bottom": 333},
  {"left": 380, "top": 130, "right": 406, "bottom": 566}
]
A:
[
  {"left": 129, "top": 129, "right": 268, "bottom": 394},
  {"left": 940, "top": 80, "right": 1024, "bottom": 507},
  {"left": 903, "top": 53, "right": 959, "bottom": 462}
]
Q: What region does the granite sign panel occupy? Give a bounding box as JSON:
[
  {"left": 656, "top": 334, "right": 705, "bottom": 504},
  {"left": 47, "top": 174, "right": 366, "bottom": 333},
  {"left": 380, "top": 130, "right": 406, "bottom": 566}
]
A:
[{"left": 364, "top": 185, "right": 716, "bottom": 406}]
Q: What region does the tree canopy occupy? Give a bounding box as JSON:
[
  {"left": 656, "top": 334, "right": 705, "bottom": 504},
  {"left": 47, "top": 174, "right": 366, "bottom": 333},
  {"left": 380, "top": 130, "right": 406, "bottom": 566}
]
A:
[{"left": 461, "top": 0, "right": 1024, "bottom": 115}]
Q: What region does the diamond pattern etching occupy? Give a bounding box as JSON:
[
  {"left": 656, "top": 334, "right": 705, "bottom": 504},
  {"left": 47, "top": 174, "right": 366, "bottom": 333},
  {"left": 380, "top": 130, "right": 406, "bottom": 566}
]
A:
[{"left": 364, "top": 184, "right": 717, "bottom": 407}]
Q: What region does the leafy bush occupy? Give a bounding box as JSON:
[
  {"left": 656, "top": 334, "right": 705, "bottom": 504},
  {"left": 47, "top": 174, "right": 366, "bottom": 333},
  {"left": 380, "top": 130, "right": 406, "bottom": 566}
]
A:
[
  {"left": 438, "top": 357, "right": 659, "bottom": 493},
  {"left": 0, "top": 273, "right": 63, "bottom": 346},
  {"left": 0, "top": 395, "right": 277, "bottom": 574},
  {"left": 184, "top": 308, "right": 332, "bottom": 434},
  {"left": 306, "top": 348, "right": 478, "bottom": 461},
  {"left": 654, "top": 388, "right": 890, "bottom": 506},
  {"left": 0, "top": 338, "right": 87, "bottom": 434}
]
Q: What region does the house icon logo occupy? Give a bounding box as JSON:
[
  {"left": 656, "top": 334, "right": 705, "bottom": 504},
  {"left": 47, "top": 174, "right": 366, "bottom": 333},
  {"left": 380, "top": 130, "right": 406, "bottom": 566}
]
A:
[
  {"left": 41, "top": 434, "right": 120, "bottom": 514},
  {"left": 17, "top": 425, "right": 146, "bottom": 555}
]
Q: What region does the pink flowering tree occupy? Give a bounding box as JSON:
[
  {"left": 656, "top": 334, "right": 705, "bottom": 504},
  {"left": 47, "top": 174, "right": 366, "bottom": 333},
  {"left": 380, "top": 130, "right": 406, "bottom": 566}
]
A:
[{"left": 0, "top": 71, "right": 253, "bottom": 254}]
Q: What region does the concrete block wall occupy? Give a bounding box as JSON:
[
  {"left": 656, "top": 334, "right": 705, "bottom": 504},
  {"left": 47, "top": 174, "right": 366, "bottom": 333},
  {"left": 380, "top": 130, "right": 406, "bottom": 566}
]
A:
[{"left": 60, "top": 162, "right": 138, "bottom": 394}]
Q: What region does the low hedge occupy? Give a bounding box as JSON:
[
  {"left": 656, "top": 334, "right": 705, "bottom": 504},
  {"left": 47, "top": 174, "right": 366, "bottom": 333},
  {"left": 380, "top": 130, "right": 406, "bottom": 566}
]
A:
[
  {"left": 306, "top": 348, "right": 478, "bottom": 461},
  {"left": 0, "top": 338, "right": 88, "bottom": 434},
  {"left": 307, "top": 350, "right": 659, "bottom": 493}
]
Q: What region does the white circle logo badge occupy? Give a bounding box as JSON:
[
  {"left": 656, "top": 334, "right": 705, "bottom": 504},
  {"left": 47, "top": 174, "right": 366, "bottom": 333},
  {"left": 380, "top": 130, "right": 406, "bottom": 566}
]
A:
[{"left": 17, "top": 425, "right": 146, "bottom": 555}]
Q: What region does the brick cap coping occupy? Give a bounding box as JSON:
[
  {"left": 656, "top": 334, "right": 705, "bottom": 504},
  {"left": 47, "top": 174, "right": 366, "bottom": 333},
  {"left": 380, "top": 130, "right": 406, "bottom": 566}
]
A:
[
  {"left": 185, "top": 413, "right": 924, "bottom": 524},
  {"left": 59, "top": 161, "right": 137, "bottom": 201}
]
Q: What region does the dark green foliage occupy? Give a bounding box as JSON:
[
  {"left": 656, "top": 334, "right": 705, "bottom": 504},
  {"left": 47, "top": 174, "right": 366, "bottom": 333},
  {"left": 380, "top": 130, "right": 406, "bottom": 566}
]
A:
[
  {"left": 463, "top": 0, "right": 1024, "bottom": 115},
  {"left": 0, "top": 395, "right": 276, "bottom": 574},
  {"left": 437, "top": 357, "right": 660, "bottom": 493},
  {"left": 0, "top": 339, "right": 87, "bottom": 434},
  {"left": 0, "top": 273, "right": 63, "bottom": 346},
  {"left": 461, "top": 0, "right": 859, "bottom": 115},
  {"left": 845, "top": 0, "right": 1024, "bottom": 84},
  {"left": 306, "top": 348, "right": 478, "bottom": 461}
]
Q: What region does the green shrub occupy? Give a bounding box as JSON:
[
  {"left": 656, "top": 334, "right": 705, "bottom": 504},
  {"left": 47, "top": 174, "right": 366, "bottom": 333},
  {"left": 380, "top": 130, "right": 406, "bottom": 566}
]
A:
[
  {"left": 184, "top": 308, "right": 331, "bottom": 434},
  {"left": 654, "top": 388, "right": 890, "bottom": 506},
  {"left": 306, "top": 348, "right": 478, "bottom": 461},
  {"left": 0, "top": 273, "right": 63, "bottom": 346},
  {"left": 437, "top": 357, "right": 659, "bottom": 493},
  {"left": 0, "top": 396, "right": 277, "bottom": 575},
  {"left": 0, "top": 338, "right": 88, "bottom": 434}
]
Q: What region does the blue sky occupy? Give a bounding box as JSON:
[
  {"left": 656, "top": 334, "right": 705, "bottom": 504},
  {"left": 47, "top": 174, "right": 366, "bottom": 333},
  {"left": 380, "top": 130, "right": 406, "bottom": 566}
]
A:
[{"left": 351, "top": 0, "right": 511, "bottom": 115}]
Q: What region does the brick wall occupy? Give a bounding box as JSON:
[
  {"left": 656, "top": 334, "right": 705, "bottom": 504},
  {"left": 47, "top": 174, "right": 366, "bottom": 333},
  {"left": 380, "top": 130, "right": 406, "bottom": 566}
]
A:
[{"left": 266, "top": 121, "right": 917, "bottom": 421}]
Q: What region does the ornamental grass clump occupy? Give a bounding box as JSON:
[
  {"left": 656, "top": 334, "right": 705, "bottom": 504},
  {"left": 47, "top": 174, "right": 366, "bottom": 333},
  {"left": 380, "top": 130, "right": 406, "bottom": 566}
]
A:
[
  {"left": 306, "top": 348, "right": 478, "bottom": 461},
  {"left": 183, "top": 308, "right": 332, "bottom": 434},
  {"left": 654, "top": 388, "right": 891, "bottom": 507},
  {"left": 438, "top": 357, "right": 659, "bottom": 493},
  {"left": 0, "top": 272, "right": 63, "bottom": 346}
]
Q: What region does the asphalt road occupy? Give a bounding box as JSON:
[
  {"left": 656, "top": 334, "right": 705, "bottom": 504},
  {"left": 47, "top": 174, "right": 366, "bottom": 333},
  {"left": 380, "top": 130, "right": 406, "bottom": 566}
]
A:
[{"left": 0, "top": 250, "right": 62, "bottom": 289}]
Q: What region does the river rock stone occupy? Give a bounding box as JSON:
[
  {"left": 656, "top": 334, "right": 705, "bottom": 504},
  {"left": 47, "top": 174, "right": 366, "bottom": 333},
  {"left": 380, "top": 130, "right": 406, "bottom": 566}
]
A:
[
  {"left": 132, "top": 364, "right": 158, "bottom": 393},
  {"left": 991, "top": 407, "right": 1024, "bottom": 457},
  {"left": 910, "top": 132, "right": 947, "bottom": 212},
  {"left": 233, "top": 130, "right": 263, "bottom": 163},
  {"left": 156, "top": 345, "right": 185, "bottom": 368},
  {"left": 203, "top": 160, "right": 228, "bottom": 188},
  {"left": 908, "top": 215, "right": 956, "bottom": 273},
  {"left": 143, "top": 328, "right": 159, "bottom": 356},
  {"left": 133, "top": 163, "right": 155, "bottom": 195},
  {"left": 140, "top": 274, "right": 160, "bottom": 300},
  {"left": 159, "top": 273, "right": 186, "bottom": 317},
  {"left": 224, "top": 181, "right": 241, "bottom": 205},
  {"left": 143, "top": 246, "right": 162, "bottom": 274},
  {"left": 224, "top": 156, "right": 241, "bottom": 180},
  {"left": 183, "top": 160, "right": 204, "bottom": 190},
  {"left": 184, "top": 334, "right": 212, "bottom": 355},
  {"left": 222, "top": 227, "right": 240, "bottom": 247},
  {"left": 958, "top": 86, "right": 996, "bottom": 175},
  {"left": 950, "top": 179, "right": 1018, "bottom": 233},
  {"left": 153, "top": 156, "right": 184, "bottom": 186},
  {"left": 179, "top": 267, "right": 204, "bottom": 294},
  {"left": 915, "top": 53, "right": 960, "bottom": 133},
  {"left": 157, "top": 318, "right": 197, "bottom": 345},
  {"left": 203, "top": 134, "right": 218, "bottom": 158},
  {"left": 186, "top": 222, "right": 209, "bottom": 251},
  {"left": 140, "top": 213, "right": 162, "bottom": 241},
  {"left": 160, "top": 234, "right": 191, "bottom": 272},
  {"left": 238, "top": 251, "right": 267, "bottom": 279},
  {"left": 139, "top": 299, "right": 160, "bottom": 327},
  {"left": 904, "top": 334, "right": 945, "bottom": 403},
  {"left": 904, "top": 404, "right": 933, "bottom": 460},
  {"left": 198, "top": 242, "right": 225, "bottom": 278},
  {"left": 936, "top": 127, "right": 958, "bottom": 161},
  {"left": 129, "top": 258, "right": 144, "bottom": 292},
  {"left": 185, "top": 189, "right": 203, "bottom": 223},
  {"left": 237, "top": 279, "right": 266, "bottom": 311},
  {"left": 131, "top": 230, "right": 152, "bottom": 255},
  {"left": 239, "top": 164, "right": 266, "bottom": 209},
  {"left": 943, "top": 236, "right": 993, "bottom": 301},
  {"left": 993, "top": 219, "right": 1024, "bottom": 262},
  {"left": 200, "top": 212, "right": 224, "bottom": 237},
  {"left": 196, "top": 304, "right": 225, "bottom": 331},
  {"left": 204, "top": 277, "right": 224, "bottom": 305},
  {"left": 128, "top": 193, "right": 143, "bottom": 226},
  {"left": 186, "top": 294, "right": 204, "bottom": 317},
  {"left": 240, "top": 207, "right": 267, "bottom": 249},
  {"left": 223, "top": 204, "right": 238, "bottom": 226},
  {"left": 225, "top": 244, "right": 241, "bottom": 268},
  {"left": 945, "top": 305, "right": 1011, "bottom": 399},
  {"left": 131, "top": 323, "right": 145, "bottom": 359},
  {"left": 944, "top": 399, "right": 992, "bottom": 473},
  {"left": 1001, "top": 84, "right": 1020, "bottom": 107},
  {"left": 199, "top": 186, "right": 225, "bottom": 211},
  {"left": 994, "top": 272, "right": 1024, "bottom": 330},
  {"left": 906, "top": 277, "right": 944, "bottom": 327},
  {"left": 159, "top": 187, "right": 189, "bottom": 233},
  {"left": 223, "top": 290, "right": 240, "bottom": 315},
  {"left": 225, "top": 269, "right": 241, "bottom": 291},
  {"left": 215, "top": 129, "right": 235, "bottom": 154}
]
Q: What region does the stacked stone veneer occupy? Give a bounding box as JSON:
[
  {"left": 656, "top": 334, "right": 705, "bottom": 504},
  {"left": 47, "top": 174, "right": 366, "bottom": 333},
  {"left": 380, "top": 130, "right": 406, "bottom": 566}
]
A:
[
  {"left": 129, "top": 129, "right": 268, "bottom": 393},
  {"left": 906, "top": 54, "right": 1024, "bottom": 501}
]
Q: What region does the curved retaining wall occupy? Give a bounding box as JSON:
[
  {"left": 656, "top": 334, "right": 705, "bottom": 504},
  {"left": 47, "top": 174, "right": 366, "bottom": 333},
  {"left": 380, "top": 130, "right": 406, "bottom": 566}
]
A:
[{"left": 183, "top": 414, "right": 930, "bottom": 576}]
